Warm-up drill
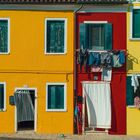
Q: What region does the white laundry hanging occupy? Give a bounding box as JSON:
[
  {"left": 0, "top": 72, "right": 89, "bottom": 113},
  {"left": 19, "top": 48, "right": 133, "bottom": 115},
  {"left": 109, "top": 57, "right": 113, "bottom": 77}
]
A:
[
  {"left": 83, "top": 82, "right": 111, "bottom": 129},
  {"left": 101, "top": 68, "right": 112, "bottom": 81},
  {"left": 131, "top": 75, "right": 139, "bottom": 93}
]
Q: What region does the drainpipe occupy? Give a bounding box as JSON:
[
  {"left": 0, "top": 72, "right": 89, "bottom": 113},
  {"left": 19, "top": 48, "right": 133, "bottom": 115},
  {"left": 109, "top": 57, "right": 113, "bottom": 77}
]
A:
[{"left": 73, "top": 4, "right": 83, "bottom": 134}]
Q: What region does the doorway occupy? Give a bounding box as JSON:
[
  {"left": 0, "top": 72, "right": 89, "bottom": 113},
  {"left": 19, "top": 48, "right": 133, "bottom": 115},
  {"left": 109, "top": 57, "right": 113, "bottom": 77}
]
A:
[
  {"left": 82, "top": 81, "right": 111, "bottom": 134},
  {"left": 14, "top": 88, "right": 37, "bottom": 132}
]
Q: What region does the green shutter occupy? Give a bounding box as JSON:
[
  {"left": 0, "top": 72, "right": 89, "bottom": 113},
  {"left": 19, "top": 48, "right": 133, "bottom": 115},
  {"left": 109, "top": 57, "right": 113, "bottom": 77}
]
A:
[
  {"left": 79, "top": 23, "right": 86, "bottom": 49},
  {"left": 104, "top": 23, "right": 112, "bottom": 50},
  {"left": 0, "top": 84, "right": 4, "bottom": 109},
  {"left": 87, "top": 24, "right": 92, "bottom": 50},
  {"left": 133, "top": 9, "right": 140, "bottom": 38},
  {"left": 51, "top": 86, "right": 56, "bottom": 109},
  {"left": 46, "top": 21, "right": 51, "bottom": 53},
  {"left": 126, "top": 76, "right": 134, "bottom": 106},
  {"left": 47, "top": 21, "right": 64, "bottom": 53},
  {"left": 48, "top": 85, "right": 64, "bottom": 109},
  {"left": 0, "top": 20, "right": 8, "bottom": 53},
  {"left": 48, "top": 85, "right": 56, "bottom": 109},
  {"left": 56, "top": 86, "right": 64, "bottom": 109}
]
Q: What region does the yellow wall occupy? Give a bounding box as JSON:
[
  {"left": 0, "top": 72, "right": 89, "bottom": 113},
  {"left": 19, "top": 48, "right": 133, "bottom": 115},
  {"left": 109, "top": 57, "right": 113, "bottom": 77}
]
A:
[
  {"left": 0, "top": 10, "right": 74, "bottom": 134},
  {"left": 127, "top": 107, "right": 140, "bottom": 135},
  {"left": 127, "top": 3, "right": 140, "bottom": 135},
  {"left": 127, "top": 3, "right": 140, "bottom": 73}
]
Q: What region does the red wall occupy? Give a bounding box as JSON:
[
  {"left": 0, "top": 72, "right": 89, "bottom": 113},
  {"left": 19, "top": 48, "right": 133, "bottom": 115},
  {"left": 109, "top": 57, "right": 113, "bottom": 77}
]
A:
[{"left": 76, "top": 13, "right": 126, "bottom": 135}]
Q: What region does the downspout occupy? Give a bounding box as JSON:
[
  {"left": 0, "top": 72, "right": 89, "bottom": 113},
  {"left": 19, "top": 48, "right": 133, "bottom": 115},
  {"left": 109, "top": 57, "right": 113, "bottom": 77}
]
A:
[{"left": 73, "top": 4, "right": 83, "bottom": 134}]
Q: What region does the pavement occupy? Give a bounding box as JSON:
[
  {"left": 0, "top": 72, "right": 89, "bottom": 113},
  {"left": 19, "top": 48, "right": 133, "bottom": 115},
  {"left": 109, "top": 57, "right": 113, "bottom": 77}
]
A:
[{"left": 0, "top": 132, "right": 140, "bottom": 140}]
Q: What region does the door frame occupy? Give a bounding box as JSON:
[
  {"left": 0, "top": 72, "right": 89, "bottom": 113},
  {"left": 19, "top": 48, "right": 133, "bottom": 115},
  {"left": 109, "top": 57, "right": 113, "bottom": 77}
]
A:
[{"left": 14, "top": 87, "right": 37, "bottom": 132}]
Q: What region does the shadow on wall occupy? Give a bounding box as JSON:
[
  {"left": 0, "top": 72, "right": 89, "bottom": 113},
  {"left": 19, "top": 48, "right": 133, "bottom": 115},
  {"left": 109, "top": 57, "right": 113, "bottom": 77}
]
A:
[{"left": 127, "top": 52, "right": 139, "bottom": 71}]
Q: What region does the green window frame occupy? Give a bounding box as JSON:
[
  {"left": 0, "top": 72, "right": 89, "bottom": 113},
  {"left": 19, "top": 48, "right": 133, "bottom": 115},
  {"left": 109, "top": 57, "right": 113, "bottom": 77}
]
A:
[
  {"left": 126, "top": 76, "right": 140, "bottom": 107},
  {"left": 0, "top": 18, "right": 10, "bottom": 54},
  {"left": 46, "top": 83, "right": 66, "bottom": 112},
  {"left": 132, "top": 9, "right": 140, "bottom": 39},
  {"left": 45, "top": 18, "right": 67, "bottom": 54},
  {"left": 0, "top": 82, "right": 6, "bottom": 111},
  {"left": 79, "top": 22, "right": 112, "bottom": 51}
]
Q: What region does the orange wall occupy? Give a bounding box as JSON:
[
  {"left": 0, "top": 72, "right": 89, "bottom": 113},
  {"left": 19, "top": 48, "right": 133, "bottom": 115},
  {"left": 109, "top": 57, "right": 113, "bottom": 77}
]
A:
[{"left": 0, "top": 10, "right": 74, "bottom": 134}]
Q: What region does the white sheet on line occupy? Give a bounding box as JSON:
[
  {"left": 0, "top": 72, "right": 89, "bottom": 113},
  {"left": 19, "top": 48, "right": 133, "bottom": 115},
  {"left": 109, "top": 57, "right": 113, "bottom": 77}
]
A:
[{"left": 83, "top": 82, "right": 111, "bottom": 129}]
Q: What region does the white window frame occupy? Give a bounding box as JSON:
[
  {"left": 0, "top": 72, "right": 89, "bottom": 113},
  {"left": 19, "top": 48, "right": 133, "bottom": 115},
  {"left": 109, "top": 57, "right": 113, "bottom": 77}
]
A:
[
  {"left": 0, "top": 18, "right": 10, "bottom": 54},
  {"left": 130, "top": 6, "right": 140, "bottom": 40},
  {"left": 46, "top": 82, "right": 67, "bottom": 112},
  {"left": 45, "top": 18, "right": 67, "bottom": 55},
  {"left": 0, "top": 82, "right": 6, "bottom": 112}
]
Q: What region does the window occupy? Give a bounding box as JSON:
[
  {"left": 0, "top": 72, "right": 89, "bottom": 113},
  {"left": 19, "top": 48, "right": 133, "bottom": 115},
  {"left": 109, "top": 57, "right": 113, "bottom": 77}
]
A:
[
  {"left": 46, "top": 83, "right": 66, "bottom": 111},
  {"left": 45, "top": 18, "right": 67, "bottom": 54},
  {"left": 132, "top": 9, "right": 140, "bottom": 39},
  {"left": 87, "top": 24, "right": 105, "bottom": 50},
  {"left": 0, "top": 19, "right": 10, "bottom": 54},
  {"left": 80, "top": 23, "right": 112, "bottom": 50},
  {"left": 0, "top": 83, "right": 6, "bottom": 111},
  {"left": 127, "top": 76, "right": 140, "bottom": 108}
]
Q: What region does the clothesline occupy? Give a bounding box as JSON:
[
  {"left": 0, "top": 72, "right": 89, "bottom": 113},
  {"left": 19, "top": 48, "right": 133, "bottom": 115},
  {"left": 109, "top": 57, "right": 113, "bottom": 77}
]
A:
[
  {"left": 77, "top": 48, "right": 125, "bottom": 72},
  {"left": 76, "top": 49, "right": 127, "bottom": 52},
  {"left": 81, "top": 81, "right": 111, "bottom": 84}
]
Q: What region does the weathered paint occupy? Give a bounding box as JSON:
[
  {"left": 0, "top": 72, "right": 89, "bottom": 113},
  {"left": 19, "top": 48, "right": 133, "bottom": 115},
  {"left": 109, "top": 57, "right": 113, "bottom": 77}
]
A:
[
  {"left": 0, "top": 11, "right": 74, "bottom": 134},
  {"left": 127, "top": 3, "right": 140, "bottom": 135},
  {"left": 76, "top": 12, "right": 126, "bottom": 135}
]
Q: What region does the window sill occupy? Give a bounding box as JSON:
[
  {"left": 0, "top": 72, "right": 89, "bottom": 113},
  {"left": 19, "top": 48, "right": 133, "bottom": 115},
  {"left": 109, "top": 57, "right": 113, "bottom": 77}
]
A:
[
  {"left": 45, "top": 52, "right": 67, "bottom": 55},
  {"left": 0, "top": 109, "right": 6, "bottom": 112},
  {"left": 127, "top": 105, "right": 136, "bottom": 108},
  {"left": 46, "top": 109, "right": 67, "bottom": 112},
  {"left": 0, "top": 52, "right": 10, "bottom": 55},
  {"left": 129, "top": 38, "right": 140, "bottom": 41},
  {"left": 130, "top": 1, "right": 140, "bottom": 3}
]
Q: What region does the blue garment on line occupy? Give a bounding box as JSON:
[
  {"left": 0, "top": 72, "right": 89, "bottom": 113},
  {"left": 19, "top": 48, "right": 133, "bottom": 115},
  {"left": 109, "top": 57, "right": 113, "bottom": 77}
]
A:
[
  {"left": 88, "top": 52, "right": 100, "bottom": 66},
  {"left": 119, "top": 51, "right": 125, "bottom": 64},
  {"left": 100, "top": 52, "right": 113, "bottom": 68},
  {"left": 74, "top": 106, "right": 79, "bottom": 117}
]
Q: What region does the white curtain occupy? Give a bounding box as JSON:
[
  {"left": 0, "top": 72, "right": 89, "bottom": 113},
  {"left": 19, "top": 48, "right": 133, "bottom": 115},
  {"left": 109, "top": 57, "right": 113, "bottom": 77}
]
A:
[
  {"left": 14, "top": 91, "right": 34, "bottom": 123},
  {"left": 83, "top": 82, "right": 111, "bottom": 129}
]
